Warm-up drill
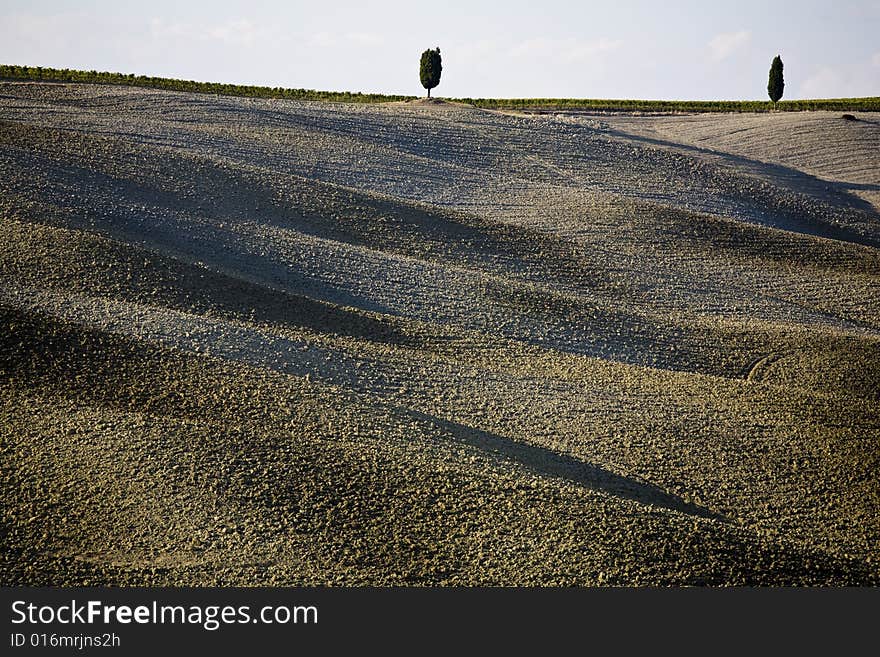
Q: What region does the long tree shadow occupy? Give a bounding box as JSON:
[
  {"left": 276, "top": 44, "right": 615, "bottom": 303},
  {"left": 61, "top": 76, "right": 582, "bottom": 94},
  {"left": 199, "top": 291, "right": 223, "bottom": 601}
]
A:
[{"left": 406, "top": 409, "right": 724, "bottom": 521}]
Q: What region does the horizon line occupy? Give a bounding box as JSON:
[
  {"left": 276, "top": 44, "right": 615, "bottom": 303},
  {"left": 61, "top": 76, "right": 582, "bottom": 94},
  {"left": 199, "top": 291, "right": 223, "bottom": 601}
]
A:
[{"left": 2, "top": 62, "right": 878, "bottom": 105}]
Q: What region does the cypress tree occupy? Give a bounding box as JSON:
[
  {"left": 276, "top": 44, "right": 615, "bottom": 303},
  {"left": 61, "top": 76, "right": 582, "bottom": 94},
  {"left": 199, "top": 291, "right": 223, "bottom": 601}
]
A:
[
  {"left": 419, "top": 47, "right": 442, "bottom": 98},
  {"left": 768, "top": 55, "right": 784, "bottom": 108}
]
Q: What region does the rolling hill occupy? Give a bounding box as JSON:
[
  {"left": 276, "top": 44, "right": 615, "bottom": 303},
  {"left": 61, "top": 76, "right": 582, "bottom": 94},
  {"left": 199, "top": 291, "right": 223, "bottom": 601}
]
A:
[{"left": 1, "top": 82, "right": 878, "bottom": 585}]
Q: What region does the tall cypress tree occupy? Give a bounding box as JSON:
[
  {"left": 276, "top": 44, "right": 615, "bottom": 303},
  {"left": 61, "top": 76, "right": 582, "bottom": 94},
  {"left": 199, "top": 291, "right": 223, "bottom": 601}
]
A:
[
  {"left": 768, "top": 55, "right": 784, "bottom": 108},
  {"left": 419, "top": 47, "right": 442, "bottom": 98}
]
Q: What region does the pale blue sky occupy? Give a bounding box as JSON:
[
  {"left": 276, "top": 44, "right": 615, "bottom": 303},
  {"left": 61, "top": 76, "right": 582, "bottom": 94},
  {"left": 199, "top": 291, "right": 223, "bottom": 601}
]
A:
[{"left": 2, "top": 0, "right": 879, "bottom": 99}]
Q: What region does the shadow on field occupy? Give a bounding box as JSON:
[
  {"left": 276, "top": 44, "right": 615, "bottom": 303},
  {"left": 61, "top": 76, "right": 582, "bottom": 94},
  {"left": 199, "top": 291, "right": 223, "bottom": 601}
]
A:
[
  {"left": 606, "top": 128, "right": 880, "bottom": 248},
  {"left": 409, "top": 410, "right": 723, "bottom": 521}
]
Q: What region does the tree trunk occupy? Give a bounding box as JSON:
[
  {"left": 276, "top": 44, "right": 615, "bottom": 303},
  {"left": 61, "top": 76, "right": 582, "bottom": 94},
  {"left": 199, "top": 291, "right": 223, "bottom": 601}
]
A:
[{"left": 427, "top": 87, "right": 431, "bottom": 98}]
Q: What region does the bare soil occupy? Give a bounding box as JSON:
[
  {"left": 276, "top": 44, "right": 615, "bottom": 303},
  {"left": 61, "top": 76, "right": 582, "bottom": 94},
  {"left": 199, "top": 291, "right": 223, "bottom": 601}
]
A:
[{"left": 1, "top": 83, "right": 878, "bottom": 585}]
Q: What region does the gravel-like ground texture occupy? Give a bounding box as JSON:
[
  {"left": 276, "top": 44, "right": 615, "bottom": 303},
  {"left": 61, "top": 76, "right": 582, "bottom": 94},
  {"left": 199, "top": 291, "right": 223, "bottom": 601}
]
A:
[{"left": 1, "top": 83, "right": 879, "bottom": 585}]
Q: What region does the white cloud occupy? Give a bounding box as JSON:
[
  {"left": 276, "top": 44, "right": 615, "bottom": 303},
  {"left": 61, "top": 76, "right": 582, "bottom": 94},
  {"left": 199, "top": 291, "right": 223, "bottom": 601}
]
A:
[
  {"left": 567, "top": 38, "right": 624, "bottom": 62},
  {"left": 149, "top": 19, "right": 191, "bottom": 39},
  {"left": 149, "top": 18, "right": 283, "bottom": 47},
  {"left": 1, "top": 12, "right": 82, "bottom": 58},
  {"left": 451, "top": 39, "right": 497, "bottom": 61},
  {"left": 309, "top": 31, "right": 384, "bottom": 48},
  {"left": 347, "top": 32, "right": 384, "bottom": 47},
  {"left": 508, "top": 37, "right": 553, "bottom": 58},
  {"left": 508, "top": 37, "right": 622, "bottom": 63},
  {"left": 798, "top": 66, "right": 873, "bottom": 99},
  {"left": 800, "top": 67, "right": 835, "bottom": 97},
  {"left": 708, "top": 30, "right": 751, "bottom": 62},
  {"left": 204, "top": 20, "right": 267, "bottom": 47},
  {"left": 309, "top": 31, "right": 338, "bottom": 47}
]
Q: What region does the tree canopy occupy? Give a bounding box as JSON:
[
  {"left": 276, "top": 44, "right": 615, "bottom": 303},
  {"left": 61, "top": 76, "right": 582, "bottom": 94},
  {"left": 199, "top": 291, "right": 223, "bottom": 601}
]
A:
[
  {"left": 768, "top": 55, "right": 784, "bottom": 106},
  {"left": 419, "top": 48, "right": 442, "bottom": 98}
]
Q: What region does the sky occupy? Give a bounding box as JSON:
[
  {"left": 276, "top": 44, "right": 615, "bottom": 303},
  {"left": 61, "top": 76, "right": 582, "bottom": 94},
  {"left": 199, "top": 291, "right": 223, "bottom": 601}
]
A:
[{"left": 2, "top": 0, "right": 879, "bottom": 100}]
